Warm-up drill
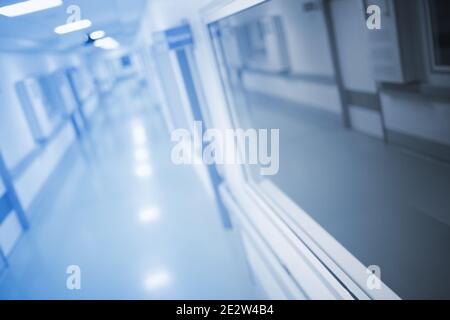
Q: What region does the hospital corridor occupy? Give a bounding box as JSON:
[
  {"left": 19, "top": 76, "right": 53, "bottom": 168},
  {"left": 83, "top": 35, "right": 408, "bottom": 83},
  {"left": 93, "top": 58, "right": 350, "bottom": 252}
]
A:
[
  {"left": 1, "top": 0, "right": 450, "bottom": 302},
  {"left": 0, "top": 79, "right": 264, "bottom": 299}
]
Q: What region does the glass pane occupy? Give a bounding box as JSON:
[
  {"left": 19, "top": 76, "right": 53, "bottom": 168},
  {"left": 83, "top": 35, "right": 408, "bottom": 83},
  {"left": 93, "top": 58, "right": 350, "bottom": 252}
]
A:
[
  {"left": 429, "top": 0, "right": 450, "bottom": 68},
  {"left": 209, "top": 0, "right": 450, "bottom": 299}
]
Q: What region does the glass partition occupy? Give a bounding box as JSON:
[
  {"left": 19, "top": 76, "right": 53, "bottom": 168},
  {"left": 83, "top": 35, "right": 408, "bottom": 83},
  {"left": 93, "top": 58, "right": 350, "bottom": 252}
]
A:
[
  {"left": 429, "top": 0, "right": 450, "bottom": 70},
  {"left": 208, "top": 0, "right": 450, "bottom": 300}
]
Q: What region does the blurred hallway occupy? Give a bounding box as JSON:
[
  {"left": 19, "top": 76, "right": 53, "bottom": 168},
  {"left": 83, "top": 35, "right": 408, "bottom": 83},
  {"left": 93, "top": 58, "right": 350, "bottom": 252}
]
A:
[
  {"left": 0, "top": 79, "right": 264, "bottom": 299},
  {"left": 1, "top": 0, "right": 450, "bottom": 301}
]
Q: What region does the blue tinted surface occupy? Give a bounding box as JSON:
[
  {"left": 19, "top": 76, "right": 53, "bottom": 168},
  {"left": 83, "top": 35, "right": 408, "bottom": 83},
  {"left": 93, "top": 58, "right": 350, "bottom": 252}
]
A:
[{"left": 0, "top": 80, "right": 265, "bottom": 300}]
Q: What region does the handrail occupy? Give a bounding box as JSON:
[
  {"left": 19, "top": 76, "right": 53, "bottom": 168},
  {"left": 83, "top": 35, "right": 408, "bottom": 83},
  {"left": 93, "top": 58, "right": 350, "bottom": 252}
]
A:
[{"left": 0, "top": 152, "right": 29, "bottom": 231}]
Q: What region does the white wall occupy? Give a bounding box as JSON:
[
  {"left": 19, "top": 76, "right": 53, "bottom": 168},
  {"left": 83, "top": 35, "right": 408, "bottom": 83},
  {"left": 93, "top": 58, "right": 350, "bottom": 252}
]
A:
[
  {"left": 15, "top": 123, "right": 75, "bottom": 211},
  {"left": 329, "top": 0, "right": 385, "bottom": 138},
  {"left": 380, "top": 0, "right": 450, "bottom": 150},
  {"left": 272, "top": 0, "right": 335, "bottom": 76},
  {"left": 243, "top": 72, "right": 341, "bottom": 114},
  {"left": 382, "top": 92, "right": 450, "bottom": 147},
  {"left": 0, "top": 50, "right": 84, "bottom": 255},
  {"left": 330, "top": 0, "right": 377, "bottom": 93},
  {"left": 330, "top": 0, "right": 450, "bottom": 149},
  {"left": 348, "top": 105, "right": 384, "bottom": 138},
  {"left": 0, "top": 52, "right": 81, "bottom": 170},
  {"left": 239, "top": 0, "right": 341, "bottom": 114}
]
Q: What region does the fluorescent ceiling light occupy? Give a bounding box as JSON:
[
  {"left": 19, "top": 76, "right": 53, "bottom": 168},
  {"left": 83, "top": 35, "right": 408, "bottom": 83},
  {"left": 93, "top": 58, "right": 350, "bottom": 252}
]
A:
[
  {"left": 94, "top": 37, "right": 120, "bottom": 50},
  {"left": 55, "top": 19, "right": 92, "bottom": 35},
  {"left": 90, "top": 30, "right": 105, "bottom": 40},
  {"left": 0, "top": 0, "right": 62, "bottom": 17}
]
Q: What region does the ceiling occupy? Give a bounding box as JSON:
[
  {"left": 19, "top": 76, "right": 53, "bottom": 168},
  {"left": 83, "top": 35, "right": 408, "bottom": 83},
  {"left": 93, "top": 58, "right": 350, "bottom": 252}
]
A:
[{"left": 0, "top": 0, "right": 148, "bottom": 52}]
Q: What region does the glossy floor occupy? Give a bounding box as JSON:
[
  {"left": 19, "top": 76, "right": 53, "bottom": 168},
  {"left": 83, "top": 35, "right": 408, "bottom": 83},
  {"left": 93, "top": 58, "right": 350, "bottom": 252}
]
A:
[{"left": 0, "top": 81, "right": 265, "bottom": 300}]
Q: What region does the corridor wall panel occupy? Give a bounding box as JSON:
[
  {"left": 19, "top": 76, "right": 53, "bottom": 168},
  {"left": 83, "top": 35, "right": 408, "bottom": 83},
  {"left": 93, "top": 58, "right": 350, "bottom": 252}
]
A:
[
  {"left": 272, "top": 0, "right": 334, "bottom": 77},
  {"left": 330, "top": 0, "right": 377, "bottom": 93},
  {"left": 15, "top": 123, "right": 76, "bottom": 212},
  {"left": 329, "top": 0, "right": 384, "bottom": 138},
  {"left": 0, "top": 52, "right": 81, "bottom": 170},
  {"left": 233, "top": 0, "right": 334, "bottom": 75},
  {"left": 381, "top": 92, "right": 450, "bottom": 148},
  {"left": 348, "top": 105, "right": 384, "bottom": 139},
  {"left": 242, "top": 71, "right": 341, "bottom": 114},
  {"left": 0, "top": 178, "right": 5, "bottom": 196},
  {"left": 0, "top": 54, "right": 38, "bottom": 171},
  {"left": 233, "top": 0, "right": 341, "bottom": 115},
  {"left": 0, "top": 51, "right": 82, "bottom": 256},
  {"left": 0, "top": 211, "right": 22, "bottom": 256}
]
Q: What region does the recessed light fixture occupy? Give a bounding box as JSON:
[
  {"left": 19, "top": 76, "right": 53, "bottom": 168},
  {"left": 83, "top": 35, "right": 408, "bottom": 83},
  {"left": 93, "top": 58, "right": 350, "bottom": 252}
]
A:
[
  {"left": 55, "top": 19, "right": 92, "bottom": 35},
  {"left": 89, "top": 30, "right": 106, "bottom": 40},
  {"left": 0, "top": 0, "right": 62, "bottom": 17},
  {"left": 94, "top": 37, "right": 120, "bottom": 50}
]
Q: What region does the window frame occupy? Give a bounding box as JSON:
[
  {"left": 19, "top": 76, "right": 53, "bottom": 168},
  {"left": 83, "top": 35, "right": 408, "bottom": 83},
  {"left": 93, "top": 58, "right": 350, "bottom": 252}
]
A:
[{"left": 424, "top": 0, "right": 450, "bottom": 74}]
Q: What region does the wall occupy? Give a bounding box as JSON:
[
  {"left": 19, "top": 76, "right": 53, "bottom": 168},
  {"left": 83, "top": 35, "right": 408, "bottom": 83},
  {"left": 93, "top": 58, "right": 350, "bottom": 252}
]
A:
[
  {"left": 330, "top": 0, "right": 450, "bottom": 156},
  {"left": 0, "top": 52, "right": 81, "bottom": 169},
  {"left": 330, "top": 0, "right": 384, "bottom": 138},
  {"left": 331, "top": 0, "right": 376, "bottom": 93},
  {"left": 0, "top": 178, "right": 5, "bottom": 196},
  {"left": 381, "top": 91, "right": 450, "bottom": 161},
  {"left": 0, "top": 50, "right": 83, "bottom": 255},
  {"left": 239, "top": 0, "right": 342, "bottom": 114}
]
